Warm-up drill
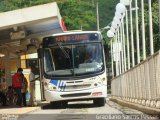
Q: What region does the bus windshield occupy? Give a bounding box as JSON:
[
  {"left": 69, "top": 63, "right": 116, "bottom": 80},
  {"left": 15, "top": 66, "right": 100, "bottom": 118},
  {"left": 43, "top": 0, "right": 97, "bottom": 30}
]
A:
[{"left": 44, "top": 43, "right": 104, "bottom": 77}]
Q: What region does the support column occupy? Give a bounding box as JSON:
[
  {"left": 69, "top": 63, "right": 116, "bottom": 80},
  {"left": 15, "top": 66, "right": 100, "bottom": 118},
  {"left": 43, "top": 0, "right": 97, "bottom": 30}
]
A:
[
  {"left": 4, "top": 48, "right": 11, "bottom": 86},
  {"left": 141, "top": 0, "right": 146, "bottom": 60},
  {"left": 111, "top": 39, "right": 114, "bottom": 78},
  {"left": 135, "top": 0, "right": 140, "bottom": 64},
  {"left": 148, "top": 0, "right": 154, "bottom": 55},
  {"left": 125, "top": 10, "right": 130, "bottom": 70},
  {"left": 16, "top": 55, "right": 21, "bottom": 68},
  {"left": 130, "top": 1, "right": 135, "bottom": 67}
]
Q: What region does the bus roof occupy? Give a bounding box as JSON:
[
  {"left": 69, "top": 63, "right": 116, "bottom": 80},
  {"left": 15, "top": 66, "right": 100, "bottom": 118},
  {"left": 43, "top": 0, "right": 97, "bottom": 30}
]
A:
[{"left": 51, "top": 31, "right": 101, "bottom": 37}]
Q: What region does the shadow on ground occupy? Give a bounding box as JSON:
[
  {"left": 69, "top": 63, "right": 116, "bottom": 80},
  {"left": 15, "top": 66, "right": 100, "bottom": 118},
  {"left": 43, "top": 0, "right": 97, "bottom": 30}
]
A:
[
  {"left": 0, "top": 105, "right": 24, "bottom": 109},
  {"left": 41, "top": 101, "right": 103, "bottom": 109}
]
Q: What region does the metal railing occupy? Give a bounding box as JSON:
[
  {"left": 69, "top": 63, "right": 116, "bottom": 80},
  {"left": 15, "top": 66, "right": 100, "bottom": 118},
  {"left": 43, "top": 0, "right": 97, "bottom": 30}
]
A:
[{"left": 111, "top": 50, "right": 160, "bottom": 109}]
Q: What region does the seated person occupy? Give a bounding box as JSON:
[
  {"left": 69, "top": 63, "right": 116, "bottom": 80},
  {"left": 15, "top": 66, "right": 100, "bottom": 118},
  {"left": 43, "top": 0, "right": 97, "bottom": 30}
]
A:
[
  {"left": 84, "top": 54, "right": 93, "bottom": 63},
  {"left": 0, "top": 88, "right": 7, "bottom": 106},
  {"left": 6, "top": 86, "right": 16, "bottom": 105}
]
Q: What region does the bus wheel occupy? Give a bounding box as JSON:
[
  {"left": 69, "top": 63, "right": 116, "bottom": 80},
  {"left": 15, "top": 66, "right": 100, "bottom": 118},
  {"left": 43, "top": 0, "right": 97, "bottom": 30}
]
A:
[{"left": 93, "top": 98, "right": 105, "bottom": 106}]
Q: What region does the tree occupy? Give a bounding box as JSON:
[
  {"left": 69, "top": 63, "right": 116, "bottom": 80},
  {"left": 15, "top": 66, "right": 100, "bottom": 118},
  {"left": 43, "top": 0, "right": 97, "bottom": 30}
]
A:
[
  {"left": 0, "top": 0, "right": 97, "bottom": 31},
  {"left": 139, "top": 0, "right": 160, "bottom": 56},
  {"left": 57, "top": 0, "right": 96, "bottom": 30},
  {"left": 152, "top": 1, "right": 159, "bottom": 53}
]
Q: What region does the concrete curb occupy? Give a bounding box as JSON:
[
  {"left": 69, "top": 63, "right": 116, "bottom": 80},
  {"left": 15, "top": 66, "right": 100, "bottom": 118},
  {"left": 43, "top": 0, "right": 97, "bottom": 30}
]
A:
[
  {"left": 0, "top": 101, "right": 48, "bottom": 115},
  {"left": 110, "top": 97, "right": 160, "bottom": 115},
  {"left": 0, "top": 106, "right": 42, "bottom": 120},
  {"left": 0, "top": 106, "right": 41, "bottom": 115}
]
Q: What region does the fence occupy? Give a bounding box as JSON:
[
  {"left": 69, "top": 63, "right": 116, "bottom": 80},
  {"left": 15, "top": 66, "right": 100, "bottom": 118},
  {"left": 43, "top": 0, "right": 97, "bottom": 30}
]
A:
[{"left": 111, "top": 50, "right": 160, "bottom": 109}]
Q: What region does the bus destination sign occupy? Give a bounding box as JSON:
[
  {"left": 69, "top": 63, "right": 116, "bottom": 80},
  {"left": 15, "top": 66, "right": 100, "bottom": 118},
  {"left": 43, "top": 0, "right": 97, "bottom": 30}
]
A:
[
  {"left": 55, "top": 34, "right": 89, "bottom": 43},
  {"left": 43, "top": 33, "right": 100, "bottom": 47}
]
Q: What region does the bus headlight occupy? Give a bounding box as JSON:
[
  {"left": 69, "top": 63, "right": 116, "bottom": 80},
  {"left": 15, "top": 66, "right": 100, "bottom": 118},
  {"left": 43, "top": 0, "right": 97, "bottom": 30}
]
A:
[
  {"left": 44, "top": 82, "right": 56, "bottom": 91},
  {"left": 93, "top": 76, "right": 106, "bottom": 87},
  {"left": 48, "top": 84, "right": 56, "bottom": 91}
]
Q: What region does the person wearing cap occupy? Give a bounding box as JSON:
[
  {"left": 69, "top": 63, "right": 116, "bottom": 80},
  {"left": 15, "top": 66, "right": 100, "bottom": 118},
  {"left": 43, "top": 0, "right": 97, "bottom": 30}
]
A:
[{"left": 12, "top": 68, "right": 23, "bottom": 106}]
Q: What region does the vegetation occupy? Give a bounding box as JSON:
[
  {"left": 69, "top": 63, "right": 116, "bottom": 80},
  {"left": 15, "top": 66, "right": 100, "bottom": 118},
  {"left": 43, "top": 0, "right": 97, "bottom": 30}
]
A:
[
  {"left": 0, "top": 0, "right": 117, "bottom": 31},
  {"left": 57, "top": 0, "right": 96, "bottom": 30},
  {"left": 0, "top": 0, "right": 159, "bottom": 67}
]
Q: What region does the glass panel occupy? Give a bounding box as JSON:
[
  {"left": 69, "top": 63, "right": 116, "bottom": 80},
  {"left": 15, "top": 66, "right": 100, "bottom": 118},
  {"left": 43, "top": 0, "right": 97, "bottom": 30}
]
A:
[
  {"left": 44, "top": 43, "right": 104, "bottom": 77},
  {"left": 44, "top": 49, "right": 54, "bottom": 72},
  {"left": 73, "top": 43, "right": 104, "bottom": 75},
  {"left": 44, "top": 45, "right": 73, "bottom": 77}
]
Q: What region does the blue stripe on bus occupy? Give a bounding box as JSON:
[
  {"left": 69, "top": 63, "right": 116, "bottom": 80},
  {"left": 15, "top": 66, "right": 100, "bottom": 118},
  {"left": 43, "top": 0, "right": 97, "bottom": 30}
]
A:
[
  {"left": 50, "top": 80, "right": 58, "bottom": 86},
  {"left": 50, "top": 80, "right": 66, "bottom": 91}
]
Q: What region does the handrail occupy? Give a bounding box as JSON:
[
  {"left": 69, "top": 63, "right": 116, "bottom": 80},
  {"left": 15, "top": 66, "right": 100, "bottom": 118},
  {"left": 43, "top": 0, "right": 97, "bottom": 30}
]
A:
[
  {"left": 111, "top": 50, "right": 160, "bottom": 80},
  {"left": 111, "top": 50, "right": 160, "bottom": 109}
]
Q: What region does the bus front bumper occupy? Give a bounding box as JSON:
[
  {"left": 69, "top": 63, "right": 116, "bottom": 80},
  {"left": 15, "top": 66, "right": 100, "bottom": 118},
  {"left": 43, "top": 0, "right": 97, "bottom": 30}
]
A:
[{"left": 44, "top": 85, "right": 107, "bottom": 102}]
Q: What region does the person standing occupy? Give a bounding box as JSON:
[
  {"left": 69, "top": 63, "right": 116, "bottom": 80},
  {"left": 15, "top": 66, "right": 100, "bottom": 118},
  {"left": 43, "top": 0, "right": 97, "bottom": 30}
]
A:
[
  {"left": 29, "top": 67, "right": 37, "bottom": 106},
  {"left": 21, "top": 74, "right": 28, "bottom": 107},
  {"left": 12, "top": 68, "right": 23, "bottom": 106}
]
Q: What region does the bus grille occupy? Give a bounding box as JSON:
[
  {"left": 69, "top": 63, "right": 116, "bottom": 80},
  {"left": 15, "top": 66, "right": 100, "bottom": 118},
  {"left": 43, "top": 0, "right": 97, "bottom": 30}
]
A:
[
  {"left": 63, "top": 84, "right": 91, "bottom": 91},
  {"left": 60, "top": 93, "right": 91, "bottom": 98}
]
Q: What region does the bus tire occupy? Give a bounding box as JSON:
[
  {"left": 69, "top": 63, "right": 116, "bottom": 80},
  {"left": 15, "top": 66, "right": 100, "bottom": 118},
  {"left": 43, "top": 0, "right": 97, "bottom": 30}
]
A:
[{"left": 93, "top": 98, "right": 105, "bottom": 106}]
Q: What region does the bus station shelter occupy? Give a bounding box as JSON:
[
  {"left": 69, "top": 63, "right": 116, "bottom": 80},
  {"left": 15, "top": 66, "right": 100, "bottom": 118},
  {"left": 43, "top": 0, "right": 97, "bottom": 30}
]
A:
[{"left": 0, "top": 2, "right": 66, "bottom": 101}]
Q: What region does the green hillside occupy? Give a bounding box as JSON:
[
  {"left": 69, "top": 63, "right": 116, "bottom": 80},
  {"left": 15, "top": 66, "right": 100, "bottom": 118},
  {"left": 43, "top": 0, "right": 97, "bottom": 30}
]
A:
[
  {"left": 0, "top": 0, "right": 159, "bottom": 58},
  {"left": 0, "top": 0, "right": 118, "bottom": 31},
  {"left": 99, "top": 0, "right": 118, "bottom": 29}
]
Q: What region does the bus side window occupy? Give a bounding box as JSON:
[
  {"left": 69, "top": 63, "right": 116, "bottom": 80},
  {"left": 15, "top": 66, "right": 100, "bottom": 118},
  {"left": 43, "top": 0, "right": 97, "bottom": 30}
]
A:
[{"left": 44, "top": 49, "right": 54, "bottom": 72}]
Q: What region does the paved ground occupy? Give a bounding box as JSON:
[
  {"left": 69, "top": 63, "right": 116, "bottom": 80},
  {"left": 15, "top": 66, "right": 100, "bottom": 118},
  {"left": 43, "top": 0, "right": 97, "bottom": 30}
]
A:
[
  {"left": 0, "top": 99, "right": 159, "bottom": 120},
  {"left": 18, "top": 100, "right": 124, "bottom": 120},
  {"left": 0, "top": 106, "right": 40, "bottom": 114},
  {"left": 0, "top": 101, "right": 47, "bottom": 114}
]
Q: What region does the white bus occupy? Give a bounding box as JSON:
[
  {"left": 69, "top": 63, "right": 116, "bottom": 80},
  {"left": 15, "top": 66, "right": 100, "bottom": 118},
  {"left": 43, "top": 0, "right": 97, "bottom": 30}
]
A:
[{"left": 38, "top": 31, "right": 107, "bottom": 106}]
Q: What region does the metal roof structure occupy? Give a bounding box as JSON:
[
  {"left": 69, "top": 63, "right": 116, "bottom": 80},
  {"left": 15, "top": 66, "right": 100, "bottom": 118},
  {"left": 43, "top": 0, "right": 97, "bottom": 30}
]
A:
[{"left": 0, "top": 2, "right": 66, "bottom": 56}]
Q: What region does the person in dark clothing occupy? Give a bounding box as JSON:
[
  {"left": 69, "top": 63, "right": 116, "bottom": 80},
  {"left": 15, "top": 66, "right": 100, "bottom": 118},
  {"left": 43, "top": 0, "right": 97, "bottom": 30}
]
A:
[
  {"left": 6, "top": 86, "right": 14, "bottom": 105},
  {"left": 21, "top": 74, "right": 28, "bottom": 107},
  {"left": 0, "top": 91, "right": 7, "bottom": 106},
  {"left": 12, "top": 68, "right": 23, "bottom": 106}
]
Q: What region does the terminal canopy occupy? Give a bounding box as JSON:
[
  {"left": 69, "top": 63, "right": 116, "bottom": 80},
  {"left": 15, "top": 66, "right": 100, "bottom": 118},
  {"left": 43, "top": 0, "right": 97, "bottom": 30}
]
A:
[{"left": 0, "top": 2, "right": 66, "bottom": 55}]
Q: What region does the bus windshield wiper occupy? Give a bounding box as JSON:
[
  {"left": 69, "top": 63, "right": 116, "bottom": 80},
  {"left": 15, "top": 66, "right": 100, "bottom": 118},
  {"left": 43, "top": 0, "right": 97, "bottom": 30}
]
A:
[
  {"left": 56, "top": 43, "right": 72, "bottom": 64},
  {"left": 56, "top": 43, "right": 70, "bottom": 58}
]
